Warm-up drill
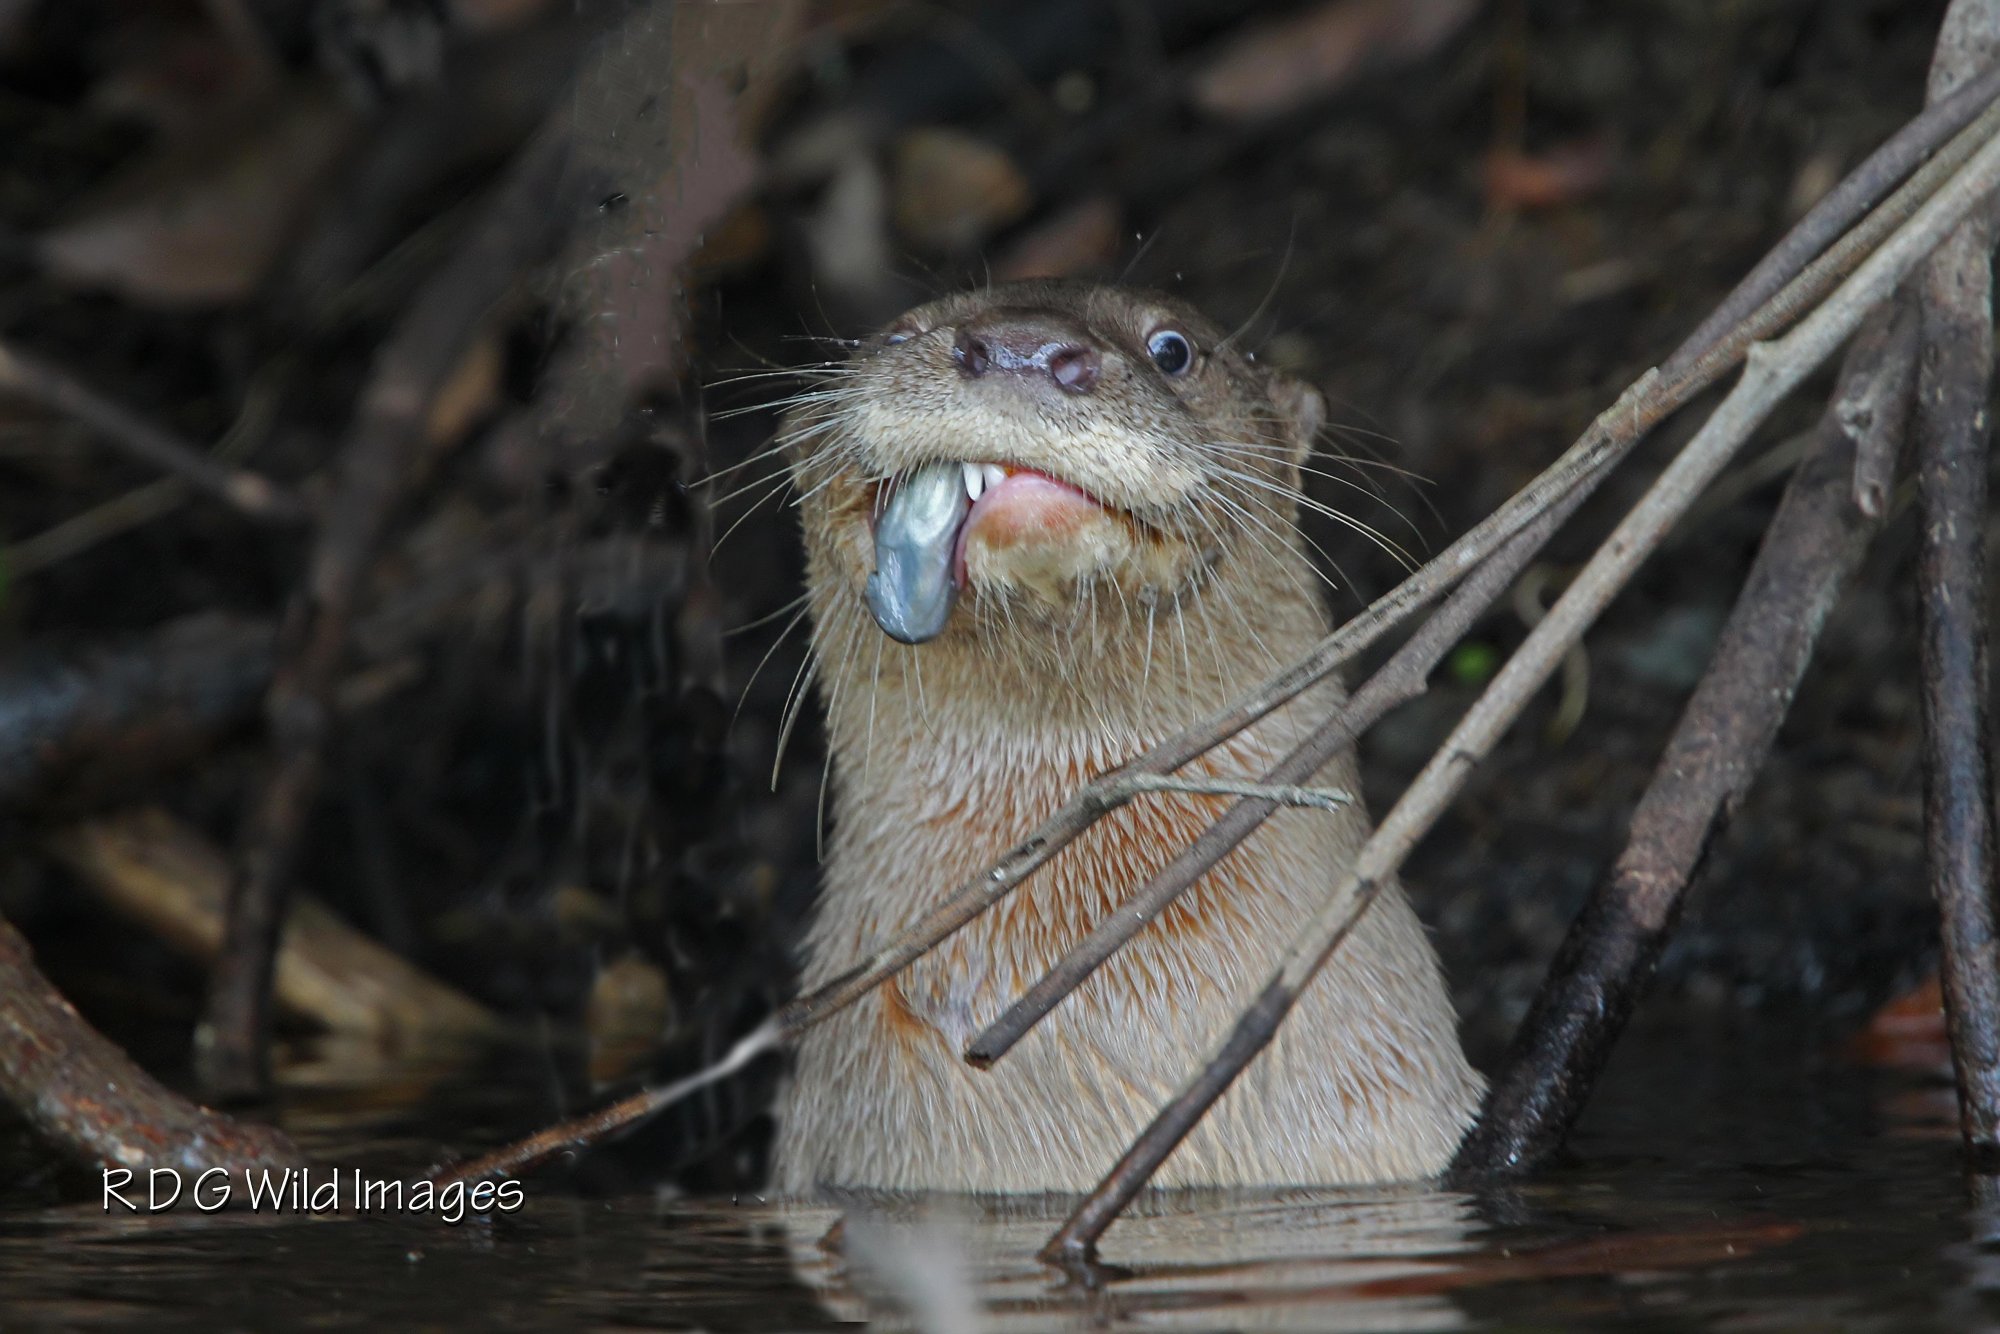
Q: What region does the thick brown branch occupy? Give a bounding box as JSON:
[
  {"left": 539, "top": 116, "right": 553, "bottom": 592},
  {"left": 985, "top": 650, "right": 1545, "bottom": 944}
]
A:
[
  {"left": 1450, "top": 301, "right": 1918, "bottom": 1181},
  {"left": 0, "top": 615, "right": 275, "bottom": 810},
  {"left": 1914, "top": 0, "right": 2000, "bottom": 1157},
  {"left": 0, "top": 912, "right": 304, "bottom": 1179}
]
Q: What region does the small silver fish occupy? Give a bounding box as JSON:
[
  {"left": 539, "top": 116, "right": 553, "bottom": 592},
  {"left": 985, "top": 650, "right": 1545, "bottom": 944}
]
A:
[{"left": 865, "top": 460, "right": 971, "bottom": 644}]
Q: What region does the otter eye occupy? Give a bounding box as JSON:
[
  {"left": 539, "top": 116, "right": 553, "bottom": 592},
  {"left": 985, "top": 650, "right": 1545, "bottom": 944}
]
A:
[
  {"left": 1147, "top": 328, "right": 1194, "bottom": 376},
  {"left": 880, "top": 321, "right": 920, "bottom": 347}
]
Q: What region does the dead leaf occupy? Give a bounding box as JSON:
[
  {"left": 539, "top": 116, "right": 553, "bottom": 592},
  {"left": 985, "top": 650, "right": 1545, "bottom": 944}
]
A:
[
  {"left": 1787, "top": 149, "right": 1845, "bottom": 219},
  {"left": 87, "top": 0, "right": 281, "bottom": 135},
  {"left": 996, "top": 195, "right": 1124, "bottom": 281},
  {"left": 892, "top": 127, "right": 1032, "bottom": 253},
  {"left": 1484, "top": 137, "right": 1614, "bottom": 211},
  {"left": 691, "top": 201, "right": 774, "bottom": 283},
  {"left": 587, "top": 952, "right": 674, "bottom": 1082},
  {"left": 1192, "top": 0, "right": 1481, "bottom": 122},
  {"left": 802, "top": 0, "right": 908, "bottom": 42},
  {"left": 451, "top": 0, "right": 559, "bottom": 36},
  {"left": 47, "top": 808, "right": 502, "bottom": 1045},
  {"left": 1850, "top": 973, "right": 1951, "bottom": 1072},
  {"left": 425, "top": 331, "right": 504, "bottom": 449},
  {"left": 38, "top": 85, "right": 359, "bottom": 306}
]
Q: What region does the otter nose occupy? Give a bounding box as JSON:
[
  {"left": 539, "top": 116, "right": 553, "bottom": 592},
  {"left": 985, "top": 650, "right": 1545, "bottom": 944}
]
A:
[{"left": 952, "top": 311, "right": 1102, "bottom": 393}]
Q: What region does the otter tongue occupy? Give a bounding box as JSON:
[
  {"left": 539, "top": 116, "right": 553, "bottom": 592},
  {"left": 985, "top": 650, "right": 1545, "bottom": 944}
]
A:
[{"left": 866, "top": 460, "right": 971, "bottom": 644}]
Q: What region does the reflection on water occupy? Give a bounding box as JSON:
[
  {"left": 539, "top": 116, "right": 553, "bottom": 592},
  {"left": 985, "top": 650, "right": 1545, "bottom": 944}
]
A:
[
  {"left": 3, "top": 1014, "right": 1999, "bottom": 1331},
  {"left": 793, "top": 1189, "right": 1478, "bottom": 1331}
]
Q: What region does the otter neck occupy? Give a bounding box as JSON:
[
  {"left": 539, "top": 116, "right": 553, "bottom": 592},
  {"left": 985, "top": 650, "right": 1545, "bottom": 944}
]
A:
[{"left": 810, "top": 571, "right": 1330, "bottom": 774}]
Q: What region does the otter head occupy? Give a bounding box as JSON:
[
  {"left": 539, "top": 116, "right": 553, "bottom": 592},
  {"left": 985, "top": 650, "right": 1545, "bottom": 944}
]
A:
[{"left": 785, "top": 281, "right": 1328, "bottom": 651}]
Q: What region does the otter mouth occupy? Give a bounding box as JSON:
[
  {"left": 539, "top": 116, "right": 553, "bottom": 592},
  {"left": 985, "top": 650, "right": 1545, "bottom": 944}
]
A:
[{"left": 865, "top": 459, "right": 1102, "bottom": 644}]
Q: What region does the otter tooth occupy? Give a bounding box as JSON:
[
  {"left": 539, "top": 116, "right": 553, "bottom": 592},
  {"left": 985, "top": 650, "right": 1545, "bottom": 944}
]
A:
[
  {"left": 962, "top": 461, "right": 985, "bottom": 502},
  {"left": 866, "top": 460, "right": 971, "bottom": 644},
  {"left": 981, "top": 463, "right": 1007, "bottom": 492}
]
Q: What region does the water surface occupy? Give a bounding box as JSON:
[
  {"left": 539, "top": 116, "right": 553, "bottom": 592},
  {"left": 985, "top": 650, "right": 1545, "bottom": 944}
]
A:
[{"left": 0, "top": 1013, "right": 1988, "bottom": 1331}]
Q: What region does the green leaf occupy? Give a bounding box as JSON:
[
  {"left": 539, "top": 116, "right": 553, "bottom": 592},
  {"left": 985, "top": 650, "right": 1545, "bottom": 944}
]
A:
[{"left": 1447, "top": 641, "right": 1499, "bottom": 687}]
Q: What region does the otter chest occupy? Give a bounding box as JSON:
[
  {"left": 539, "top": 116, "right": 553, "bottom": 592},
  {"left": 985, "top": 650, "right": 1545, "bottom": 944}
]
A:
[{"left": 826, "top": 724, "right": 1317, "bottom": 1053}]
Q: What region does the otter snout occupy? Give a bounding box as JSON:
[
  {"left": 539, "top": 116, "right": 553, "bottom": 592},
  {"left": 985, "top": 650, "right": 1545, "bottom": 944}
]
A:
[
  {"left": 796, "top": 282, "right": 1316, "bottom": 648},
  {"left": 951, "top": 310, "right": 1102, "bottom": 393}
]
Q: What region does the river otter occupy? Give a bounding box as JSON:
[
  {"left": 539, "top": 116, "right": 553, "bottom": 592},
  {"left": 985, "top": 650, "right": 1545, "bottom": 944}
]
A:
[{"left": 769, "top": 280, "right": 1482, "bottom": 1192}]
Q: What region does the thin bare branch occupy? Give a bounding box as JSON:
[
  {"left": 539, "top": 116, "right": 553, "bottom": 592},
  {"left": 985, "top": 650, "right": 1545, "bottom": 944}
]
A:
[
  {"left": 437, "top": 40, "right": 2000, "bottom": 1207},
  {"left": 965, "top": 486, "right": 1592, "bottom": 1069},
  {"left": 4, "top": 478, "right": 190, "bottom": 576},
  {"left": 0, "top": 341, "right": 307, "bottom": 523},
  {"left": 777, "top": 72, "right": 2000, "bottom": 1044},
  {"left": 1450, "top": 299, "right": 1918, "bottom": 1181},
  {"left": 772, "top": 68, "right": 2000, "bottom": 1040},
  {"left": 1102, "top": 774, "right": 1353, "bottom": 811},
  {"left": 1044, "top": 102, "right": 2000, "bottom": 1264},
  {"left": 430, "top": 1018, "right": 783, "bottom": 1187},
  {"left": 1672, "top": 92, "right": 2000, "bottom": 391},
  {"left": 1663, "top": 58, "right": 2000, "bottom": 377}
]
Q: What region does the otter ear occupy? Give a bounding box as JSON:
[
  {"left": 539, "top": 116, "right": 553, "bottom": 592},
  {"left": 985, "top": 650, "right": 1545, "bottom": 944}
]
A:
[{"left": 1269, "top": 376, "right": 1326, "bottom": 465}]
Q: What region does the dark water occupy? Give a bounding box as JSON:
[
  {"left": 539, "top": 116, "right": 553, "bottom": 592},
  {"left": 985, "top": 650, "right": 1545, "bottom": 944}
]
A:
[{"left": 1, "top": 1013, "right": 1993, "bottom": 1332}]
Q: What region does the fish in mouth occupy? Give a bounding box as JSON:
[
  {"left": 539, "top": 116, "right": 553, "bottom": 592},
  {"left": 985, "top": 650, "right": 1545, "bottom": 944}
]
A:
[
  {"left": 865, "top": 458, "right": 1103, "bottom": 644},
  {"left": 808, "top": 280, "right": 1334, "bottom": 649}
]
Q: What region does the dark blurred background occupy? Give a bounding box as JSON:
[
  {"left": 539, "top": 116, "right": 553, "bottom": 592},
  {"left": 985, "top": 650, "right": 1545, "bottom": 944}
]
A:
[{"left": 0, "top": 0, "right": 1957, "bottom": 1196}]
